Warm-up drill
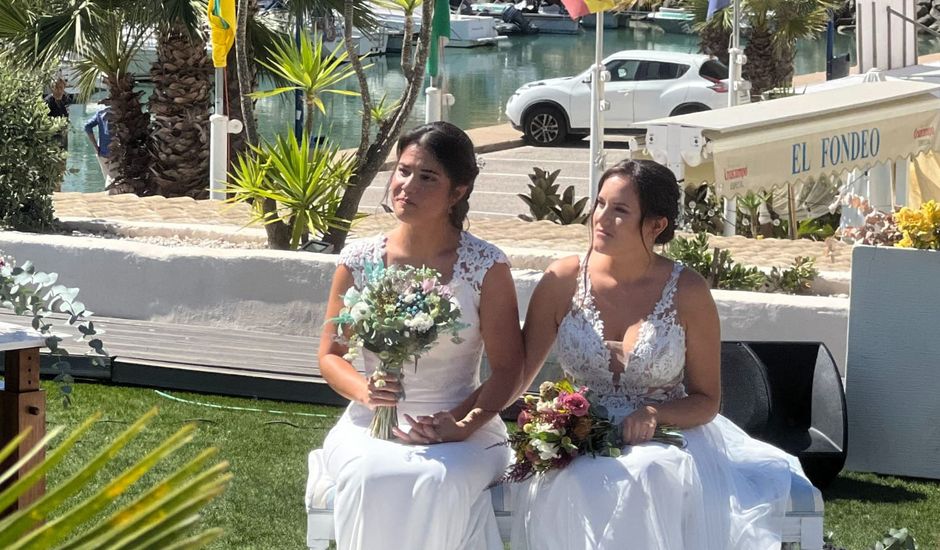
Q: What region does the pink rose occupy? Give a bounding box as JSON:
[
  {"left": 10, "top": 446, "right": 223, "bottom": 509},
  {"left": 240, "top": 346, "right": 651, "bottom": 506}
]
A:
[{"left": 559, "top": 392, "right": 590, "bottom": 417}]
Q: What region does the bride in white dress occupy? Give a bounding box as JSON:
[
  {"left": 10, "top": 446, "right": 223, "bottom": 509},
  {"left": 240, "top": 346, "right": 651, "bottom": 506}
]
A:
[
  {"left": 511, "top": 159, "right": 810, "bottom": 550},
  {"left": 316, "top": 122, "right": 522, "bottom": 550}
]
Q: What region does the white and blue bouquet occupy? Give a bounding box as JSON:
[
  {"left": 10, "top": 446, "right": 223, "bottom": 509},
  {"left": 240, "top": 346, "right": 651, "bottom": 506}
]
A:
[{"left": 332, "top": 262, "right": 466, "bottom": 439}]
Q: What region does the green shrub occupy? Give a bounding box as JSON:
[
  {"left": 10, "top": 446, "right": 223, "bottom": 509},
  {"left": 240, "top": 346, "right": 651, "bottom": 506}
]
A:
[
  {"left": 765, "top": 256, "right": 819, "bottom": 294},
  {"left": 665, "top": 233, "right": 819, "bottom": 294},
  {"left": 0, "top": 57, "right": 63, "bottom": 232}
]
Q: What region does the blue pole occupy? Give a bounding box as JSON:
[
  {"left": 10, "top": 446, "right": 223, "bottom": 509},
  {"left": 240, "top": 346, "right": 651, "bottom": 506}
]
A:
[{"left": 294, "top": 16, "right": 304, "bottom": 140}]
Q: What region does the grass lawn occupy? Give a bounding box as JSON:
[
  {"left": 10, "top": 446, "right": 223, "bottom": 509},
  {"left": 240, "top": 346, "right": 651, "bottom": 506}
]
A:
[{"left": 34, "top": 381, "right": 940, "bottom": 550}]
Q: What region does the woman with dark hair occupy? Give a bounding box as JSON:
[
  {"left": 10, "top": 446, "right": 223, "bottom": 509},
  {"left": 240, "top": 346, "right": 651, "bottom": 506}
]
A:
[
  {"left": 511, "top": 159, "right": 810, "bottom": 549},
  {"left": 312, "top": 122, "right": 523, "bottom": 550}
]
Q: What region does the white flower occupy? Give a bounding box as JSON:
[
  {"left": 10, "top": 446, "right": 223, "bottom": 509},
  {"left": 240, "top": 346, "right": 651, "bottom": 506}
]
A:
[
  {"left": 536, "top": 399, "right": 557, "bottom": 413},
  {"left": 531, "top": 439, "right": 560, "bottom": 461},
  {"left": 342, "top": 288, "right": 361, "bottom": 308},
  {"left": 405, "top": 312, "right": 434, "bottom": 333},
  {"left": 350, "top": 302, "right": 370, "bottom": 322},
  {"left": 402, "top": 293, "right": 416, "bottom": 304}
]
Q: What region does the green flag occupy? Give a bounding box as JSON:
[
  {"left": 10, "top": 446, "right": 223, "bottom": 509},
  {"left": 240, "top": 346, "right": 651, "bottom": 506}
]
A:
[{"left": 428, "top": 0, "right": 450, "bottom": 77}]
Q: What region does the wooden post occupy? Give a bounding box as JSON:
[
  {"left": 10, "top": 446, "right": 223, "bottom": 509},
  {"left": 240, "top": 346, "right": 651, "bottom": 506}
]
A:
[
  {"left": 0, "top": 326, "right": 46, "bottom": 516},
  {"left": 787, "top": 183, "right": 798, "bottom": 240}
]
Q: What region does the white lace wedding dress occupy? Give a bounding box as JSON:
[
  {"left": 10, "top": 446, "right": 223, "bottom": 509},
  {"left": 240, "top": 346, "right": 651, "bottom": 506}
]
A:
[
  {"left": 316, "top": 232, "right": 512, "bottom": 550},
  {"left": 511, "top": 262, "right": 809, "bottom": 550}
]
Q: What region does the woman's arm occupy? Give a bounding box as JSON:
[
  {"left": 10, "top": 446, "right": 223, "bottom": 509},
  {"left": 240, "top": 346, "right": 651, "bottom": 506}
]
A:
[
  {"left": 517, "top": 260, "right": 577, "bottom": 394},
  {"left": 318, "top": 265, "right": 400, "bottom": 408},
  {"left": 622, "top": 270, "right": 721, "bottom": 443}
]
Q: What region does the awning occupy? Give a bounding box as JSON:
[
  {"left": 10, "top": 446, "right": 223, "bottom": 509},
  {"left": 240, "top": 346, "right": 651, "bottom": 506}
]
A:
[{"left": 637, "top": 80, "right": 940, "bottom": 198}]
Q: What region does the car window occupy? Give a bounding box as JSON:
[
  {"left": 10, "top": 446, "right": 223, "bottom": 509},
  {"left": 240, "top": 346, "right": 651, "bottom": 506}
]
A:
[
  {"left": 699, "top": 60, "right": 729, "bottom": 81},
  {"left": 635, "top": 62, "right": 689, "bottom": 81},
  {"left": 606, "top": 60, "right": 641, "bottom": 82}
]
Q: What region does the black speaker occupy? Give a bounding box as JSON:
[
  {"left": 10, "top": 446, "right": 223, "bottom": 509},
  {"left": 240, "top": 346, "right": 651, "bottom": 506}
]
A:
[
  {"left": 719, "top": 342, "right": 773, "bottom": 441},
  {"left": 736, "top": 341, "right": 847, "bottom": 488}
]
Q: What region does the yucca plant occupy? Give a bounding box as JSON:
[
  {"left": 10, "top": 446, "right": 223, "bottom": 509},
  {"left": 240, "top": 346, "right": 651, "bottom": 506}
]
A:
[
  {"left": 0, "top": 408, "right": 230, "bottom": 549},
  {"left": 226, "top": 131, "right": 356, "bottom": 250},
  {"left": 253, "top": 32, "right": 360, "bottom": 143}
]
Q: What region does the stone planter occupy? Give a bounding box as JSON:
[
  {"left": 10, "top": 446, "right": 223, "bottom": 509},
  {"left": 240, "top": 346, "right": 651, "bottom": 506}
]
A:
[{"left": 845, "top": 245, "right": 940, "bottom": 478}]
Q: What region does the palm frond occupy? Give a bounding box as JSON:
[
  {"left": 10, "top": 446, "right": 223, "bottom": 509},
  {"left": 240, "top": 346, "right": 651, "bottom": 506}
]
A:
[
  {"left": 0, "top": 0, "right": 30, "bottom": 41},
  {"left": 0, "top": 409, "right": 229, "bottom": 549}
]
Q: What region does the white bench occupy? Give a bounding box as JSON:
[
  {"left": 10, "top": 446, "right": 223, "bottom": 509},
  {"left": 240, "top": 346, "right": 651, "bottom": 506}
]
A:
[{"left": 304, "top": 448, "right": 824, "bottom": 550}]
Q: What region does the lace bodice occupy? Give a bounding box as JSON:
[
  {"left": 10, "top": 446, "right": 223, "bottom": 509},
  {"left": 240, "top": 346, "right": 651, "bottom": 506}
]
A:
[
  {"left": 555, "top": 261, "right": 688, "bottom": 423},
  {"left": 338, "top": 232, "right": 508, "bottom": 419}
]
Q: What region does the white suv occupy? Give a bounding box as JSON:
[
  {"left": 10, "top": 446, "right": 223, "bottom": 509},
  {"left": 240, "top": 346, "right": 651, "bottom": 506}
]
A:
[{"left": 506, "top": 50, "right": 750, "bottom": 146}]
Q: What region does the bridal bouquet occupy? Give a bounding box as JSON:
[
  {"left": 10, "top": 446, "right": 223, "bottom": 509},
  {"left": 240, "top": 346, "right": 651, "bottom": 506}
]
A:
[
  {"left": 501, "top": 380, "right": 685, "bottom": 482},
  {"left": 332, "top": 261, "right": 465, "bottom": 439}
]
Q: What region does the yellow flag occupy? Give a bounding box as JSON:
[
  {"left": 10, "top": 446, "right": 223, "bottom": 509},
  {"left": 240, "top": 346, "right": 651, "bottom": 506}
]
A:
[
  {"left": 208, "top": 0, "right": 236, "bottom": 68},
  {"left": 583, "top": 0, "right": 616, "bottom": 13}
]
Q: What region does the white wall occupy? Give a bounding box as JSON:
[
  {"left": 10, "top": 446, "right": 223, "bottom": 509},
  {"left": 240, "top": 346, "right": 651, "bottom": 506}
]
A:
[{"left": 1, "top": 231, "right": 849, "bottom": 373}]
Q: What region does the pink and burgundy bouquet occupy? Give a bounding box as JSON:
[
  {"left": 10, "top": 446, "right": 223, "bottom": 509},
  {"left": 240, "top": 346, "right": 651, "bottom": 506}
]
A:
[{"left": 501, "top": 379, "right": 684, "bottom": 482}]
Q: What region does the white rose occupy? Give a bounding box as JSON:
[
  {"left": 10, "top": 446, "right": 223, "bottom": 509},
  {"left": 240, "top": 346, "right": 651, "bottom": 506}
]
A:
[
  {"left": 350, "top": 302, "right": 370, "bottom": 322},
  {"left": 531, "top": 439, "right": 560, "bottom": 461},
  {"left": 536, "top": 399, "right": 559, "bottom": 414}
]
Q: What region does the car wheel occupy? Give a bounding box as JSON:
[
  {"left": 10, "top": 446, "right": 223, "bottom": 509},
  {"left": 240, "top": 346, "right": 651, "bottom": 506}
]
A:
[
  {"left": 523, "top": 105, "right": 567, "bottom": 146},
  {"left": 670, "top": 104, "right": 710, "bottom": 117}
]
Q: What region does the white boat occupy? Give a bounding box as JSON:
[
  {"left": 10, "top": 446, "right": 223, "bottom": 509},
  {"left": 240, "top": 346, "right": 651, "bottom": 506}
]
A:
[
  {"left": 448, "top": 14, "right": 507, "bottom": 47},
  {"left": 372, "top": 6, "right": 507, "bottom": 48},
  {"left": 645, "top": 7, "right": 695, "bottom": 34}
]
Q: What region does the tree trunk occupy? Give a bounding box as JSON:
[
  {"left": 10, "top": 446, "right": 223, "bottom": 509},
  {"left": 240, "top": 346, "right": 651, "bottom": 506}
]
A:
[
  {"left": 105, "top": 73, "right": 154, "bottom": 196},
  {"left": 698, "top": 20, "right": 730, "bottom": 65},
  {"left": 226, "top": 0, "right": 258, "bottom": 177},
  {"left": 742, "top": 25, "right": 776, "bottom": 97},
  {"left": 235, "top": 0, "right": 258, "bottom": 147},
  {"left": 234, "top": 0, "right": 290, "bottom": 249},
  {"left": 149, "top": 23, "right": 212, "bottom": 198},
  {"left": 322, "top": 0, "right": 434, "bottom": 252}
]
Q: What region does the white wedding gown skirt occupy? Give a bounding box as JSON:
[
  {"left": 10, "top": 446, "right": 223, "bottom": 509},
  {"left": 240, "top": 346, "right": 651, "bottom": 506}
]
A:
[
  {"left": 316, "top": 233, "right": 513, "bottom": 550},
  {"left": 511, "top": 414, "right": 798, "bottom": 550},
  {"left": 511, "top": 262, "right": 809, "bottom": 550},
  {"left": 324, "top": 407, "right": 509, "bottom": 550}
]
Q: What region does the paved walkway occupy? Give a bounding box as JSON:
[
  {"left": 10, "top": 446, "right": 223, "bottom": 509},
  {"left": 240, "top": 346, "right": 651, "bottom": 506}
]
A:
[{"left": 53, "top": 187, "right": 852, "bottom": 272}]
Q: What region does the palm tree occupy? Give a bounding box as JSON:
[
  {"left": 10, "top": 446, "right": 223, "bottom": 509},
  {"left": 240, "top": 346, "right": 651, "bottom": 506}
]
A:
[
  {"left": 148, "top": 0, "right": 214, "bottom": 198},
  {"left": 685, "top": 0, "right": 731, "bottom": 64},
  {"left": 2, "top": 0, "right": 156, "bottom": 195},
  {"left": 685, "top": 0, "right": 835, "bottom": 97}
]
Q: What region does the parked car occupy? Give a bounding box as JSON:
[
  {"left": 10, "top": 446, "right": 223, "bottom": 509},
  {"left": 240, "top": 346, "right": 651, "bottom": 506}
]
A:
[{"left": 506, "top": 50, "right": 750, "bottom": 146}]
